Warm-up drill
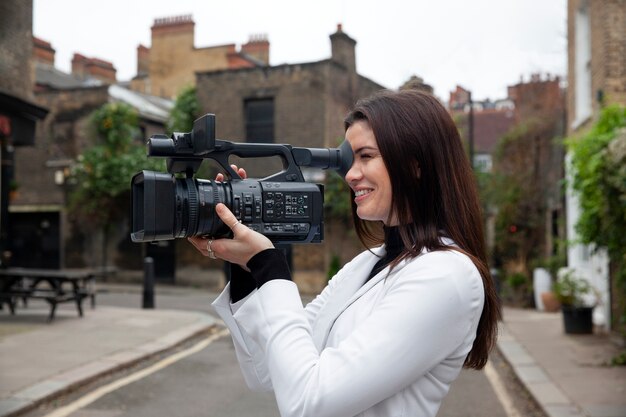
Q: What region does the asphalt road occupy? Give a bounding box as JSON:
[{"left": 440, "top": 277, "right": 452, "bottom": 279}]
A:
[{"left": 25, "top": 284, "right": 546, "bottom": 417}]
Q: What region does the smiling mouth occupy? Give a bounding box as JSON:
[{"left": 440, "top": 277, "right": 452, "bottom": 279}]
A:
[{"left": 354, "top": 189, "right": 373, "bottom": 198}]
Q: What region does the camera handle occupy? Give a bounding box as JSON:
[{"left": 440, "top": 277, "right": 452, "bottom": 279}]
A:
[
  {"left": 210, "top": 138, "right": 354, "bottom": 182},
  {"left": 211, "top": 140, "right": 305, "bottom": 182}
]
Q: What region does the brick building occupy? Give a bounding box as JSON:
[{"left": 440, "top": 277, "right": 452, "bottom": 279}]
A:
[
  {"left": 506, "top": 74, "right": 567, "bottom": 261},
  {"left": 8, "top": 36, "right": 172, "bottom": 270},
  {"left": 130, "top": 15, "right": 269, "bottom": 99},
  {"left": 0, "top": 0, "right": 48, "bottom": 266},
  {"left": 566, "top": 0, "right": 626, "bottom": 330}
]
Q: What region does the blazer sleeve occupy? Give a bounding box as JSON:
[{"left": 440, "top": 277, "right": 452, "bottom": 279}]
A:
[
  {"left": 232, "top": 250, "right": 485, "bottom": 417},
  {"left": 212, "top": 284, "right": 273, "bottom": 392}
]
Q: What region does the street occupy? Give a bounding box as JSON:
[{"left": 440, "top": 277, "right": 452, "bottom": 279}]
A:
[{"left": 22, "top": 284, "right": 546, "bottom": 417}]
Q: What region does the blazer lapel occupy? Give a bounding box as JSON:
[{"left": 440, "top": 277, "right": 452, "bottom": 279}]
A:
[{"left": 311, "top": 247, "right": 386, "bottom": 350}]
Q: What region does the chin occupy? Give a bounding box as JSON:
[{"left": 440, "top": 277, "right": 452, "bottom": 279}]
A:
[{"left": 356, "top": 210, "right": 380, "bottom": 223}]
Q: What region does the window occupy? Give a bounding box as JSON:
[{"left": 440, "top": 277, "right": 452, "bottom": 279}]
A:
[
  {"left": 244, "top": 98, "right": 274, "bottom": 143},
  {"left": 574, "top": 1, "right": 592, "bottom": 128}
]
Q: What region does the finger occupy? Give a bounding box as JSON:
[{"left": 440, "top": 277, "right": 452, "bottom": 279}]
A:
[
  {"left": 215, "top": 173, "right": 224, "bottom": 182},
  {"left": 188, "top": 237, "right": 208, "bottom": 255},
  {"left": 215, "top": 203, "right": 242, "bottom": 234},
  {"left": 230, "top": 165, "right": 246, "bottom": 180}
]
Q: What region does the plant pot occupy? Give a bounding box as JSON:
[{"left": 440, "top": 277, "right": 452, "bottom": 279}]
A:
[
  {"left": 561, "top": 305, "right": 593, "bottom": 334},
  {"left": 541, "top": 291, "right": 561, "bottom": 312}
]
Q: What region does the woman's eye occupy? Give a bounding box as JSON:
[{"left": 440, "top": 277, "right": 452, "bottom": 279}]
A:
[{"left": 361, "top": 154, "right": 372, "bottom": 159}]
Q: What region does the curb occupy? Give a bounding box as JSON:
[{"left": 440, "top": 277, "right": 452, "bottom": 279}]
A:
[
  {"left": 0, "top": 316, "right": 219, "bottom": 417},
  {"left": 497, "top": 323, "right": 584, "bottom": 417}
]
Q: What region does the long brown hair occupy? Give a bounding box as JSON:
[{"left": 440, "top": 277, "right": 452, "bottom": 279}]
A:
[{"left": 344, "top": 89, "right": 501, "bottom": 369}]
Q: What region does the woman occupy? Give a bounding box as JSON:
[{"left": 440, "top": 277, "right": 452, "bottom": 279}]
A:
[{"left": 190, "top": 89, "right": 500, "bottom": 417}]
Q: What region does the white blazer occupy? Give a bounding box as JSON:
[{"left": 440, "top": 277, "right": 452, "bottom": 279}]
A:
[{"left": 212, "top": 244, "right": 484, "bottom": 417}]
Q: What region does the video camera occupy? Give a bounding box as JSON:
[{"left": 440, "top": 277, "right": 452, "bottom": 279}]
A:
[{"left": 130, "top": 114, "right": 353, "bottom": 244}]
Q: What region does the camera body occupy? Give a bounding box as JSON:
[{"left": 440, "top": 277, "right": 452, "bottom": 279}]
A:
[{"left": 131, "top": 114, "right": 353, "bottom": 244}]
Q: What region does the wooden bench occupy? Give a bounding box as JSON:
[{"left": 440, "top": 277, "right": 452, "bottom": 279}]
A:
[{"left": 0, "top": 267, "right": 112, "bottom": 322}]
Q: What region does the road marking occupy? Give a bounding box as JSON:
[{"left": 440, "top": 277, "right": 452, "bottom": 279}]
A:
[
  {"left": 484, "top": 360, "right": 523, "bottom": 417},
  {"left": 42, "top": 328, "right": 230, "bottom": 417}
]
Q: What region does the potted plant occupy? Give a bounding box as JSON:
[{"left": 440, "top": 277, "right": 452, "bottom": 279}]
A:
[
  {"left": 552, "top": 270, "right": 597, "bottom": 334},
  {"left": 8, "top": 179, "right": 19, "bottom": 201}
]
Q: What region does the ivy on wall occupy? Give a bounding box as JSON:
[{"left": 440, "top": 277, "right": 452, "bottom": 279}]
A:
[{"left": 567, "top": 105, "right": 626, "bottom": 333}]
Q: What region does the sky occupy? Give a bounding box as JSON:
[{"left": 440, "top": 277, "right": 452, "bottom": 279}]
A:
[{"left": 33, "top": 0, "right": 567, "bottom": 102}]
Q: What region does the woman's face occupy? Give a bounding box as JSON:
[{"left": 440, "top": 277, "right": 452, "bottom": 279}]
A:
[{"left": 345, "top": 120, "right": 396, "bottom": 225}]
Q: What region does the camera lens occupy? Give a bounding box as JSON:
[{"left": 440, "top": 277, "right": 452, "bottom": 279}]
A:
[{"left": 173, "top": 178, "right": 232, "bottom": 239}]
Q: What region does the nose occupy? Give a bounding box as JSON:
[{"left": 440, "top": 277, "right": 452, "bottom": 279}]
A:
[{"left": 344, "top": 161, "right": 361, "bottom": 185}]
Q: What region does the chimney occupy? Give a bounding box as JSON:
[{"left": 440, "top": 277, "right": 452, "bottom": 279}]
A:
[
  {"left": 400, "top": 75, "right": 433, "bottom": 95},
  {"left": 151, "top": 14, "right": 195, "bottom": 37},
  {"left": 449, "top": 85, "right": 471, "bottom": 111},
  {"left": 137, "top": 44, "right": 150, "bottom": 76},
  {"left": 241, "top": 34, "right": 270, "bottom": 65},
  {"left": 330, "top": 23, "right": 356, "bottom": 73},
  {"left": 33, "top": 37, "right": 55, "bottom": 66},
  {"left": 72, "top": 53, "right": 88, "bottom": 79},
  {"left": 72, "top": 53, "right": 117, "bottom": 84}
]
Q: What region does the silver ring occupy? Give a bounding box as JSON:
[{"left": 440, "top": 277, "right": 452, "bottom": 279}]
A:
[{"left": 206, "top": 239, "right": 216, "bottom": 259}]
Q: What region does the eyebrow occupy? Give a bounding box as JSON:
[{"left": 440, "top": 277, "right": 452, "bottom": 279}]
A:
[{"left": 354, "top": 146, "right": 379, "bottom": 154}]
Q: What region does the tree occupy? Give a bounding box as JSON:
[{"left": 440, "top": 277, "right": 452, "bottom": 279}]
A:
[
  {"left": 167, "top": 85, "right": 200, "bottom": 134},
  {"left": 166, "top": 86, "right": 218, "bottom": 179},
  {"left": 68, "top": 102, "right": 164, "bottom": 268}
]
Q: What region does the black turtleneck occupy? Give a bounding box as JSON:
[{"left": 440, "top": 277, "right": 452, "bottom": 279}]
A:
[{"left": 365, "top": 226, "right": 405, "bottom": 283}]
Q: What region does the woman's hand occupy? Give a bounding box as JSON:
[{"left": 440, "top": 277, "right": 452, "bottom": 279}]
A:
[
  {"left": 188, "top": 164, "right": 274, "bottom": 270},
  {"left": 216, "top": 164, "right": 247, "bottom": 182},
  {"left": 188, "top": 204, "right": 274, "bottom": 270}
]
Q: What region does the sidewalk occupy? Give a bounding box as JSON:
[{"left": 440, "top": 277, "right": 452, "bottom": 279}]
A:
[
  {"left": 0, "top": 300, "right": 218, "bottom": 417},
  {"left": 499, "top": 307, "right": 626, "bottom": 417},
  {"left": 0, "top": 296, "right": 624, "bottom": 417}
]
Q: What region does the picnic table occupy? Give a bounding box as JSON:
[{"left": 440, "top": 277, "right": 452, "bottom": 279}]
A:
[{"left": 0, "top": 267, "right": 112, "bottom": 321}]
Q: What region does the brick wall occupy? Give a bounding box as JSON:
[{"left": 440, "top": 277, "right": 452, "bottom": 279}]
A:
[
  {"left": 596, "top": 0, "right": 626, "bottom": 106},
  {"left": 148, "top": 15, "right": 234, "bottom": 98},
  {"left": 12, "top": 86, "right": 110, "bottom": 208},
  {"left": 0, "top": 0, "right": 34, "bottom": 101},
  {"left": 568, "top": 0, "right": 626, "bottom": 134},
  {"left": 508, "top": 75, "right": 564, "bottom": 123}
]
